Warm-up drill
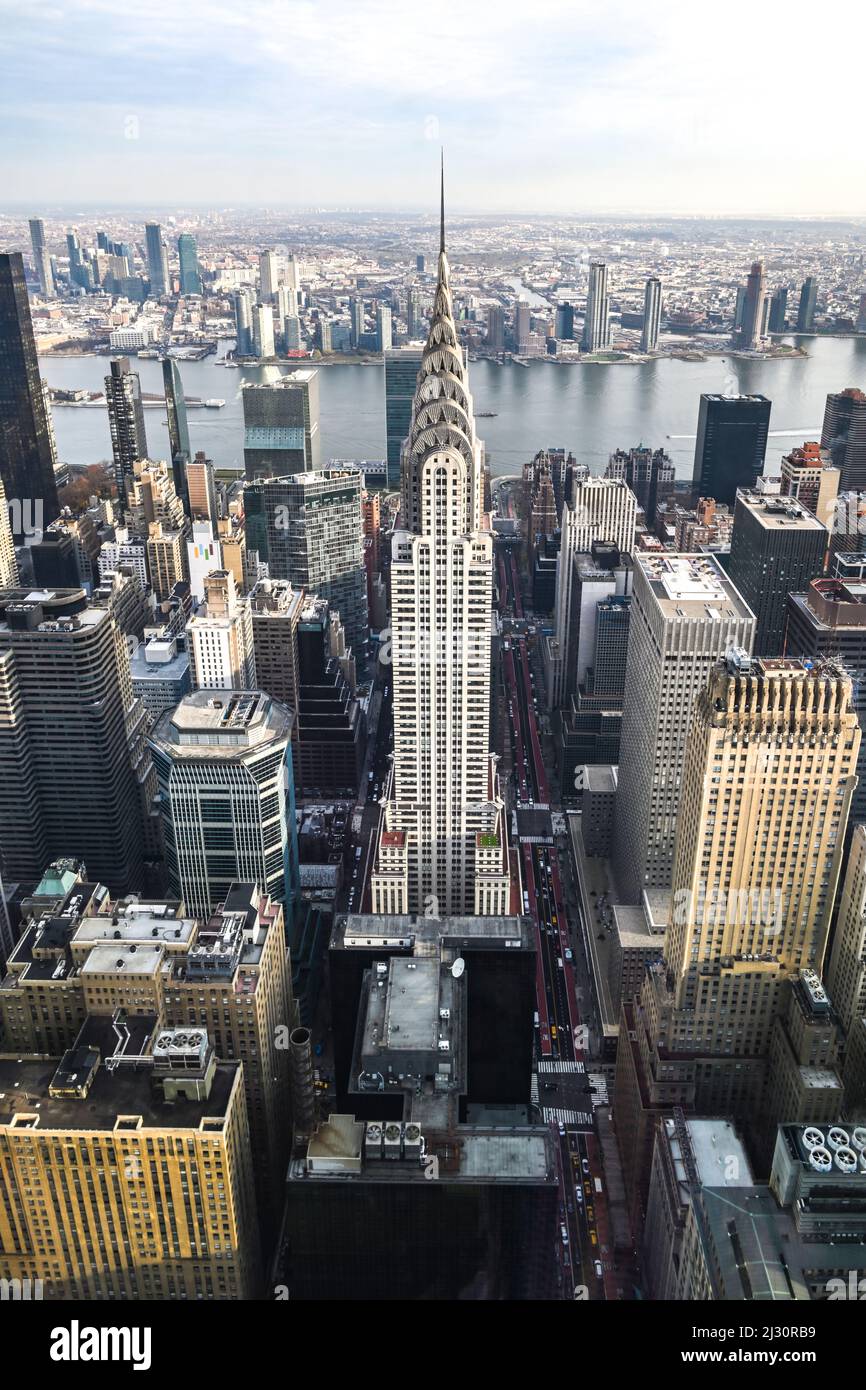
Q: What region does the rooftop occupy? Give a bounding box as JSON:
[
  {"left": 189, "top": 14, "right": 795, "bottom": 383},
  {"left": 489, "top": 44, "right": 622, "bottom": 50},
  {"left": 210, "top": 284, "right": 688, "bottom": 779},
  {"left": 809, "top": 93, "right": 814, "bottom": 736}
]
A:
[{"left": 638, "top": 553, "right": 753, "bottom": 622}]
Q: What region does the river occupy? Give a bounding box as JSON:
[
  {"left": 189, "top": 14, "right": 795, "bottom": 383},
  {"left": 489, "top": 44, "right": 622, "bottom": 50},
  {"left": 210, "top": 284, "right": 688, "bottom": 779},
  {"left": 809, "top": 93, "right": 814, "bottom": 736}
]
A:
[{"left": 39, "top": 334, "right": 866, "bottom": 482}]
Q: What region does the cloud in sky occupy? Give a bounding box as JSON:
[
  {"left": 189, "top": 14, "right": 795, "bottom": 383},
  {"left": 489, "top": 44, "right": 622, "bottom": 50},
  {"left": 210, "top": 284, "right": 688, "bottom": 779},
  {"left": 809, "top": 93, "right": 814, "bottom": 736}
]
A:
[{"left": 1, "top": 0, "right": 863, "bottom": 215}]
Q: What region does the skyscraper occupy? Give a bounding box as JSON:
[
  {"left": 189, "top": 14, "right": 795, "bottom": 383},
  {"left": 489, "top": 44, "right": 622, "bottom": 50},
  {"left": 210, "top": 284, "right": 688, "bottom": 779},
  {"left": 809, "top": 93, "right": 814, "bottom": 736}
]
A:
[
  {"left": 376, "top": 303, "right": 392, "bottom": 352},
  {"left": 234, "top": 287, "right": 254, "bottom": 355},
  {"left": 105, "top": 356, "right": 148, "bottom": 499},
  {"left": 640, "top": 277, "right": 661, "bottom": 352},
  {"left": 0, "top": 586, "right": 153, "bottom": 891},
  {"left": 150, "top": 689, "right": 297, "bottom": 917},
  {"left": 145, "top": 220, "right": 168, "bottom": 296},
  {"left": 186, "top": 449, "right": 218, "bottom": 526},
  {"left": 796, "top": 275, "right": 818, "bottom": 332},
  {"left": 821, "top": 387, "right": 866, "bottom": 492},
  {"left": 605, "top": 445, "right": 675, "bottom": 525},
  {"left": 555, "top": 302, "right": 575, "bottom": 340},
  {"left": 251, "top": 301, "right": 275, "bottom": 358},
  {"left": 177, "top": 232, "right": 202, "bottom": 295},
  {"left": 692, "top": 394, "right": 771, "bottom": 505},
  {"left": 0, "top": 479, "right": 18, "bottom": 588},
  {"left": 768, "top": 285, "right": 788, "bottom": 332},
  {"left": 384, "top": 347, "right": 423, "bottom": 490},
  {"left": 486, "top": 304, "right": 505, "bottom": 350},
  {"left": 28, "top": 216, "right": 54, "bottom": 297},
  {"left": 727, "top": 490, "right": 827, "bottom": 656},
  {"left": 259, "top": 248, "right": 278, "bottom": 301},
  {"left": 611, "top": 554, "right": 755, "bottom": 901},
  {"left": 735, "top": 260, "right": 768, "bottom": 350},
  {"left": 779, "top": 440, "right": 840, "bottom": 529},
  {"left": 0, "top": 251, "right": 60, "bottom": 539},
  {"left": 370, "top": 173, "right": 510, "bottom": 918},
  {"left": 242, "top": 372, "right": 321, "bottom": 479},
  {"left": 187, "top": 569, "right": 256, "bottom": 691},
  {"left": 349, "top": 296, "right": 364, "bottom": 348},
  {"left": 162, "top": 356, "right": 191, "bottom": 503},
  {"left": 548, "top": 470, "right": 637, "bottom": 707},
  {"left": 514, "top": 299, "right": 531, "bottom": 352},
  {"left": 249, "top": 469, "right": 368, "bottom": 662},
  {"left": 581, "top": 261, "right": 610, "bottom": 351}
]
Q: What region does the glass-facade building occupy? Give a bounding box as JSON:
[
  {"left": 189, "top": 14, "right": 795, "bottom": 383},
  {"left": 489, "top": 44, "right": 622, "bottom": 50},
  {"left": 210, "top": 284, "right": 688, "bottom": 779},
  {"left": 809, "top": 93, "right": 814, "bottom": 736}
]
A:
[{"left": 384, "top": 348, "right": 423, "bottom": 489}]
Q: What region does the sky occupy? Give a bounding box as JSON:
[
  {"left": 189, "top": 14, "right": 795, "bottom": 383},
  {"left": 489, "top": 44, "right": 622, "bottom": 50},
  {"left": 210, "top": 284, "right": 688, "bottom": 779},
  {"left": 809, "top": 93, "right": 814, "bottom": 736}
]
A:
[{"left": 1, "top": 0, "right": 863, "bottom": 217}]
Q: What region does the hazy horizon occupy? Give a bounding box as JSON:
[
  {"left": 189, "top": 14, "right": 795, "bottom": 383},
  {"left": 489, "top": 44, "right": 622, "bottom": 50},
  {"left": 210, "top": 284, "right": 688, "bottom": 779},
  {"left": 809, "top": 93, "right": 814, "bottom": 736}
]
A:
[{"left": 2, "top": 0, "right": 864, "bottom": 218}]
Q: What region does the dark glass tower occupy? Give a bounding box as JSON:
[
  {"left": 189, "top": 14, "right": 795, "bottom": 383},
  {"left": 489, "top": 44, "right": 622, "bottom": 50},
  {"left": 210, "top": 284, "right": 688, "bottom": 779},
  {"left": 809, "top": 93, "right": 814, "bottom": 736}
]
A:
[
  {"left": 384, "top": 347, "right": 423, "bottom": 489},
  {"left": 692, "top": 393, "right": 771, "bottom": 505},
  {"left": 821, "top": 387, "right": 866, "bottom": 492},
  {"left": 162, "top": 357, "right": 191, "bottom": 505},
  {"left": 105, "top": 356, "right": 148, "bottom": 499},
  {"left": 177, "top": 233, "right": 202, "bottom": 295},
  {"left": 797, "top": 276, "right": 818, "bottom": 332},
  {"left": 0, "top": 252, "right": 60, "bottom": 540}
]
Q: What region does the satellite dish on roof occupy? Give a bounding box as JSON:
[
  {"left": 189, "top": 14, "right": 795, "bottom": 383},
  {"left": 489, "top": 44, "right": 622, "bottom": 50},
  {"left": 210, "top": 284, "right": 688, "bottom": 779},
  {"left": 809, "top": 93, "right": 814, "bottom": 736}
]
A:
[{"left": 451, "top": 957, "right": 465, "bottom": 979}]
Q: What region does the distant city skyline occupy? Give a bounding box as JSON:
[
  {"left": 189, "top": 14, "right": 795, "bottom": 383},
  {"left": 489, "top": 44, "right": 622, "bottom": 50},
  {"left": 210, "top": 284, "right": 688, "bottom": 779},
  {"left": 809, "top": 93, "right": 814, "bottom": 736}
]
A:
[{"left": 2, "top": 0, "right": 864, "bottom": 216}]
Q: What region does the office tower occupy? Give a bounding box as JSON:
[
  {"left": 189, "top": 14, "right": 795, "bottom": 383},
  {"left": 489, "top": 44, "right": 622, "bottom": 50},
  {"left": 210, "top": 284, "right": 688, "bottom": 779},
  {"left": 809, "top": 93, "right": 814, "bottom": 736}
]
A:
[
  {"left": 276, "top": 285, "right": 298, "bottom": 322},
  {"left": 0, "top": 479, "right": 18, "bottom": 587},
  {"left": 857, "top": 293, "right": 866, "bottom": 334},
  {"left": 416, "top": 253, "right": 426, "bottom": 273},
  {"left": 668, "top": 658, "right": 857, "bottom": 1029},
  {"left": 150, "top": 689, "right": 297, "bottom": 916},
  {"left": 177, "top": 232, "right": 202, "bottom": 295},
  {"left": 284, "top": 314, "right": 301, "bottom": 351},
  {"left": 234, "top": 287, "right": 254, "bottom": 355},
  {"left": 0, "top": 1043, "right": 259, "bottom": 1299},
  {"left": 611, "top": 555, "right": 755, "bottom": 902},
  {"left": 734, "top": 285, "right": 746, "bottom": 332},
  {"left": 562, "top": 548, "right": 632, "bottom": 699},
  {"left": 0, "top": 874, "right": 293, "bottom": 1245},
  {"left": 785, "top": 577, "right": 866, "bottom": 822},
  {"left": 284, "top": 910, "right": 557, "bottom": 1301},
  {"left": 186, "top": 449, "right": 218, "bottom": 525},
  {"left": 145, "top": 220, "right": 168, "bottom": 296},
  {"left": 251, "top": 301, "right": 275, "bottom": 358},
  {"left": 161, "top": 356, "right": 192, "bottom": 503},
  {"left": 242, "top": 371, "right": 321, "bottom": 479},
  {"left": 251, "top": 468, "right": 368, "bottom": 661},
  {"left": 145, "top": 521, "right": 186, "bottom": 602},
  {"left": 581, "top": 261, "right": 610, "bottom": 351},
  {"left": 605, "top": 444, "right": 674, "bottom": 525},
  {"left": 0, "top": 586, "right": 152, "bottom": 891},
  {"left": 0, "top": 252, "right": 60, "bottom": 540},
  {"left": 692, "top": 393, "right": 771, "bottom": 505},
  {"left": 370, "top": 185, "right": 509, "bottom": 919},
  {"left": 285, "top": 254, "right": 300, "bottom": 292},
  {"left": 407, "top": 286, "right": 423, "bottom": 338},
  {"left": 640, "top": 277, "right": 661, "bottom": 351},
  {"left": 554, "top": 301, "right": 575, "bottom": 340},
  {"left": 826, "top": 824, "right": 866, "bottom": 1038},
  {"left": 514, "top": 298, "right": 530, "bottom": 352},
  {"left": 130, "top": 634, "right": 191, "bottom": 721},
  {"left": 187, "top": 569, "right": 255, "bottom": 691},
  {"left": 317, "top": 318, "right": 332, "bottom": 353},
  {"left": 548, "top": 470, "right": 636, "bottom": 707},
  {"left": 28, "top": 216, "right": 54, "bottom": 297},
  {"left": 375, "top": 302, "right": 392, "bottom": 352},
  {"left": 644, "top": 1115, "right": 866, "bottom": 1301},
  {"left": 349, "top": 295, "right": 364, "bottom": 348},
  {"left": 384, "top": 347, "right": 423, "bottom": 490},
  {"left": 728, "top": 491, "right": 827, "bottom": 656},
  {"left": 796, "top": 275, "right": 818, "bottom": 331},
  {"left": 486, "top": 303, "right": 505, "bottom": 350},
  {"left": 105, "top": 356, "right": 148, "bottom": 499},
  {"left": 65, "top": 228, "right": 91, "bottom": 290},
  {"left": 821, "top": 387, "right": 866, "bottom": 491},
  {"left": 735, "top": 260, "right": 768, "bottom": 350},
  {"left": 97, "top": 526, "right": 148, "bottom": 588},
  {"left": 259, "top": 248, "right": 278, "bottom": 301},
  {"left": 186, "top": 519, "right": 221, "bottom": 603},
  {"left": 293, "top": 594, "right": 365, "bottom": 797},
  {"left": 780, "top": 440, "right": 840, "bottom": 529},
  {"left": 768, "top": 285, "right": 788, "bottom": 332}
]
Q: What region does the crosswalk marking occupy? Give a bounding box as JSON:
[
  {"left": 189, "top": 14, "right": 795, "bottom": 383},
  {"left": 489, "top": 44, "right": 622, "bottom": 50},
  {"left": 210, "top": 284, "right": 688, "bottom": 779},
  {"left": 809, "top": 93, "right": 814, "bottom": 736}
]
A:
[
  {"left": 542, "top": 1107, "right": 593, "bottom": 1126},
  {"left": 538, "top": 1060, "right": 585, "bottom": 1074}
]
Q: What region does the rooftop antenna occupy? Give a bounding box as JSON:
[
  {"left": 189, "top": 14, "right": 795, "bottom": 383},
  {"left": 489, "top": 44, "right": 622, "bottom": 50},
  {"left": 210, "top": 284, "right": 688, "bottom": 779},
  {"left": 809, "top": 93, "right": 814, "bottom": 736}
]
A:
[{"left": 440, "top": 147, "right": 445, "bottom": 254}]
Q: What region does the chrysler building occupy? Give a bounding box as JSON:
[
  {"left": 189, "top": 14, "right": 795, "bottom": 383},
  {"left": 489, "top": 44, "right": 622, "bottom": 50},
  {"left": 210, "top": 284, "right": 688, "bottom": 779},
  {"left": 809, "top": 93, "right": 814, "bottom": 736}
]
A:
[{"left": 371, "top": 168, "right": 510, "bottom": 917}]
